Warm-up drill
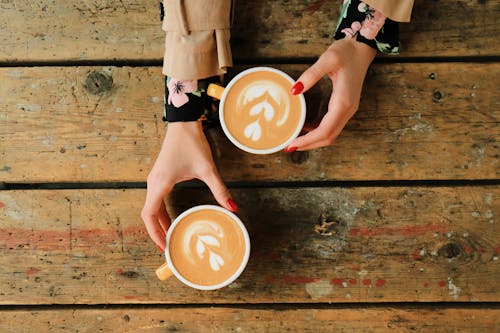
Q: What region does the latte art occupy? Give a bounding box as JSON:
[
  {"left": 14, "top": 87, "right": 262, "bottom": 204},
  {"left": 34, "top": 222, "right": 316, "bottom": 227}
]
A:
[
  {"left": 237, "top": 81, "right": 291, "bottom": 142},
  {"left": 169, "top": 209, "right": 247, "bottom": 286},
  {"left": 183, "top": 220, "right": 225, "bottom": 271}
]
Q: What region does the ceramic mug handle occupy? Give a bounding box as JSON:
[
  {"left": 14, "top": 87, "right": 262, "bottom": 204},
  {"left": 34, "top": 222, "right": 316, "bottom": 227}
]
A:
[
  {"left": 207, "top": 83, "right": 225, "bottom": 100},
  {"left": 155, "top": 262, "right": 174, "bottom": 280}
]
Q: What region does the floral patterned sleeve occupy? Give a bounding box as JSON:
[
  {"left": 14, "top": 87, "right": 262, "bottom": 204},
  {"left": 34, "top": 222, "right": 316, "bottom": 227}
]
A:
[
  {"left": 163, "top": 76, "right": 220, "bottom": 125},
  {"left": 333, "top": 0, "right": 400, "bottom": 54},
  {"left": 159, "top": 5, "right": 220, "bottom": 125}
]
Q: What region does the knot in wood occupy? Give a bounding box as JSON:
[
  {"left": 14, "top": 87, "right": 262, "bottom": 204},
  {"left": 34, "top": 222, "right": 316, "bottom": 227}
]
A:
[
  {"left": 289, "top": 151, "right": 309, "bottom": 164},
  {"left": 432, "top": 90, "right": 443, "bottom": 103},
  {"left": 438, "top": 242, "right": 462, "bottom": 259},
  {"left": 85, "top": 71, "right": 113, "bottom": 95},
  {"left": 428, "top": 73, "right": 436, "bottom": 80}
]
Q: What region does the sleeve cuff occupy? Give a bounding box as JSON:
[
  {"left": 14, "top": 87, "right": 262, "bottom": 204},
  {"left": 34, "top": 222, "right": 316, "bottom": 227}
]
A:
[
  {"left": 333, "top": 0, "right": 400, "bottom": 54},
  {"left": 163, "top": 76, "right": 220, "bottom": 124}
]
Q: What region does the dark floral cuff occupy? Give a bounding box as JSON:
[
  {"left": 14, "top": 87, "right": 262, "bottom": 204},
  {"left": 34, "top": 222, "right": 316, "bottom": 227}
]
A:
[
  {"left": 333, "top": 0, "right": 400, "bottom": 54},
  {"left": 163, "top": 76, "right": 220, "bottom": 125}
]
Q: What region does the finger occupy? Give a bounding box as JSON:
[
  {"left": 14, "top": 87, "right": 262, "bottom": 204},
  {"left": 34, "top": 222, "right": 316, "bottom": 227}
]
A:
[
  {"left": 287, "top": 91, "right": 337, "bottom": 149},
  {"left": 288, "top": 91, "right": 352, "bottom": 151},
  {"left": 299, "top": 119, "right": 353, "bottom": 151},
  {"left": 201, "top": 167, "right": 237, "bottom": 212},
  {"left": 142, "top": 179, "right": 174, "bottom": 250},
  {"left": 293, "top": 50, "right": 340, "bottom": 94},
  {"left": 158, "top": 201, "right": 171, "bottom": 235},
  {"left": 294, "top": 133, "right": 340, "bottom": 151},
  {"left": 143, "top": 177, "right": 174, "bottom": 219},
  {"left": 141, "top": 210, "right": 167, "bottom": 251},
  {"left": 287, "top": 126, "right": 330, "bottom": 151}
]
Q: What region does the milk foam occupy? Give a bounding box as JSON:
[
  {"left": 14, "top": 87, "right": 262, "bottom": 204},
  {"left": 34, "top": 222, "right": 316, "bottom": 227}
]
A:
[
  {"left": 237, "top": 80, "right": 291, "bottom": 142},
  {"left": 182, "top": 220, "right": 227, "bottom": 271}
]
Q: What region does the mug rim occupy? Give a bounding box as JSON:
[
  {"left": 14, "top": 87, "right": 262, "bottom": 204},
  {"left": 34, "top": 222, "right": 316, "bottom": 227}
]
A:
[
  {"left": 219, "top": 66, "right": 306, "bottom": 155},
  {"left": 164, "top": 205, "right": 251, "bottom": 290}
]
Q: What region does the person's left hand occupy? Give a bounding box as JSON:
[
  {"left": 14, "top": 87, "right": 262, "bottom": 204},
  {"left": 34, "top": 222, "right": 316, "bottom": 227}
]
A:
[
  {"left": 285, "top": 37, "right": 376, "bottom": 152},
  {"left": 141, "top": 121, "right": 237, "bottom": 251}
]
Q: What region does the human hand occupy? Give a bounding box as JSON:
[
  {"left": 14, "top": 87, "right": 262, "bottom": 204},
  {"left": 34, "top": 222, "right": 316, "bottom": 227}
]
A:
[
  {"left": 141, "top": 121, "right": 237, "bottom": 251},
  {"left": 285, "top": 37, "right": 376, "bottom": 151}
]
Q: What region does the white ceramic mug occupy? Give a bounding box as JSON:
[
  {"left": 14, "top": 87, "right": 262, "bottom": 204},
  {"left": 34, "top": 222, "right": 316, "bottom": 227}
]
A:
[
  {"left": 156, "top": 205, "right": 250, "bottom": 290},
  {"left": 208, "top": 67, "right": 306, "bottom": 154}
]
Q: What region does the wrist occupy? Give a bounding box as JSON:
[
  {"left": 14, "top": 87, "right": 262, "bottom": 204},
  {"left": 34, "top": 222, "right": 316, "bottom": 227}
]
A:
[
  {"left": 167, "top": 120, "right": 203, "bottom": 134},
  {"left": 352, "top": 38, "right": 377, "bottom": 60},
  {"left": 164, "top": 121, "right": 205, "bottom": 149}
]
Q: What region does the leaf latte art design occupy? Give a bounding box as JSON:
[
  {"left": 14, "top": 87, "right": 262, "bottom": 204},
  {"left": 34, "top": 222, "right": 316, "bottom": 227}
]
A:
[
  {"left": 183, "top": 220, "right": 227, "bottom": 272},
  {"left": 237, "top": 81, "right": 291, "bottom": 142},
  {"left": 195, "top": 235, "right": 225, "bottom": 271},
  {"left": 244, "top": 120, "right": 262, "bottom": 142}
]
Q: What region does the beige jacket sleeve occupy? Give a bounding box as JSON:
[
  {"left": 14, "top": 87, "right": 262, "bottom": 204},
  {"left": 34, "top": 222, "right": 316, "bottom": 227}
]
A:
[
  {"left": 363, "top": 0, "right": 414, "bottom": 22},
  {"left": 162, "top": 0, "right": 233, "bottom": 80}
]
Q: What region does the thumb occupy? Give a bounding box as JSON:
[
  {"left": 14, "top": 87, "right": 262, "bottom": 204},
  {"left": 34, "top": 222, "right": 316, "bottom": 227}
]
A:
[
  {"left": 202, "top": 168, "right": 238, "bottom": 212},
  {"left": 292, "top": 50, "right": 339, "bottom": 95}
]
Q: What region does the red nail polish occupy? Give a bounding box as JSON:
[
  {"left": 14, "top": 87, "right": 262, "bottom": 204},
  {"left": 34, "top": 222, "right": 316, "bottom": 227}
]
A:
[
  {"left": 291, "top": 81, "right": 304, "bottom": 95},
  {"left": 227, "top": 199, "right": 239, "bottom": 212},
  {"left": 284, "top": 146, "right": 298, "bottom": 153}
]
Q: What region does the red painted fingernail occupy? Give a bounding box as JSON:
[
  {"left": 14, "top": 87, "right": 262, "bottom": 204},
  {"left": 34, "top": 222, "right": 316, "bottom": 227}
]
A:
[
  {"left": 227, "top": 199, "right": 239, "bottom": 212},
  {"left": 157, "top": 245, "right": 164, "bottom": 252},
  {"left": 284, "top": 146, "right": 297, "bottom": 153},
  {"left": 291, "top": 81, "right": 304, "bottom": 95}
]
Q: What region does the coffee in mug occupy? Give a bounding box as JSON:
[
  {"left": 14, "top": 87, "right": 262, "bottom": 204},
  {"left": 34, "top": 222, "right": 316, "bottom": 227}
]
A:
[
  {"left": 156, "top": 205, "right": 250, "bottom": 290},
  {"left": 208, "top": 67, "right": 306, "bottom": 154}
]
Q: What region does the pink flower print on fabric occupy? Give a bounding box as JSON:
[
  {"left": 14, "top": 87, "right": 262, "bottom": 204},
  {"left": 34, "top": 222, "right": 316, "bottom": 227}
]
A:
[
  {"left": 167, "top": 78, "right": 198, "bottom": 108},
  {"left": 341, "top": 21, "right": 362, "bottom": 38},
  {"left": 358, "top": 1, "right": 369, "bottom": 12},
  {"left": 358, "top": 2, "right": 386, "bottom": 40}
]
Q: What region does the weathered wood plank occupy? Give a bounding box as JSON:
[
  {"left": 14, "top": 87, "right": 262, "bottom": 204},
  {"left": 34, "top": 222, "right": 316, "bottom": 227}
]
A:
[
  {"left": 0, "top": 1, "right": 498, "bottom": 63},
  {"left": 0, "top": 0, "right": 164, "bottom": 62},
  {"left": 0, "top": 186, "right": 497, "bottom": 304},
  {"left": 0, "top": 66, "right": 164, "bottom": 182},
  {"left": 232, "top": 0, "right": 500, "bottom": 59},
  {"left": 1, "top": 63, "right": 498, "bottom": 183},
  {"left": 1, "top": 307, "right": 499, "bottom": 333}
]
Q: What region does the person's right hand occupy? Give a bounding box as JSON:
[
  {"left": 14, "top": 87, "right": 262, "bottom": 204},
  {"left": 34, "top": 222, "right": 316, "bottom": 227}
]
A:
[
  {"left": 141, "top": 121, "right": 238, "bottom": 251},
  {"left": 286, "top": 37, "right": 376, "bottom": 151}
]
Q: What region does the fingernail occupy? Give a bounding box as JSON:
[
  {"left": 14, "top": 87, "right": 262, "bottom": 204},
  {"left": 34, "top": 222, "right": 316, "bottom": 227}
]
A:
[
  {"left": 291, "top": 81, "right": 304, "bottom": 95},
  {"left": 157, "top": 245, "right": 164, "bottom": 252},
  {"left": 284, "top": 146, "right": 298, "bottom": 153},
  {"left": 227, "top": 199, "right": 239, "bottom": 212}
]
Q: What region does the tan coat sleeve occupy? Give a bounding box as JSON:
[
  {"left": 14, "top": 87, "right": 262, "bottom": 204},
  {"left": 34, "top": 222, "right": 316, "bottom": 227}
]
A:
[
  {"left": 362, "top": 0, "right": 414, "bottom": 22},
  {"left": 162, "top": 0, "right": 233, "bottom": 80}
]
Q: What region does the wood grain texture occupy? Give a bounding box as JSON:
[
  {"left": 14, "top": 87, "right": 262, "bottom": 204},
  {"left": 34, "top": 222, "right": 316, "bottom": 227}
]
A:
[
  {"left": 1, "top": 63, "right": 498, "bottom": 183},
  {"left": 232, "top": 0, "right": 500, "bottom": 59},
  {"left": 0, "top": 0, "right": 498, "bottom": 63},
  {"left": 0, "top": 0, "right": 164, "bottom": 62},
  {"left": 1, "top": 307, "right": 499, "bottom": 333},
  {"left": 0, "top": 186, "right": 497, "bottom": 304},
  {"left": 0, "top": 66, "right": 165, "bottom": 183},
  {"left": 1, "top": 0, "right": 497, "bottom": 328}
]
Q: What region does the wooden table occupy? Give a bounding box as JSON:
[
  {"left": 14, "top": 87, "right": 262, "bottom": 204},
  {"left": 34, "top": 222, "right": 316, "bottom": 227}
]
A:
[{"left": 0, "top": 1, "right": 499, "bottom": 331}]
